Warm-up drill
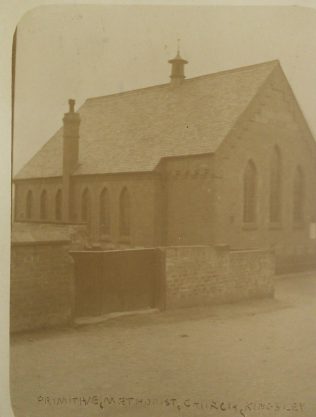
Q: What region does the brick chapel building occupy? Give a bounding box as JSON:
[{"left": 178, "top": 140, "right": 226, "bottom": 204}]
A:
[{"left": 13, "top": 52, "right": 316, "bottom": 265}]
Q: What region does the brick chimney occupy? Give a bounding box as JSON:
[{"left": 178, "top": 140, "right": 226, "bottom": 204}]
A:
[
  {"left": 62, "top": 99, "right": 80, "bottom": 222},
  {"left": 63, "top": 99, "right": 80, "bottom": 174}
]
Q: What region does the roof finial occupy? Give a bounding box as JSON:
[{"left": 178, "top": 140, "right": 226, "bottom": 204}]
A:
[{"left": 177, "top": 38, "right": 181, "bottom": 55}]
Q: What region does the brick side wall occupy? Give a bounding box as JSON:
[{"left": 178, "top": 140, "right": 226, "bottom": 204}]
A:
[
  {"left": 71, "top": 174, "right": 159, "bottom": 248},
  {"left": 14, "top": 173, "right": 161, "bottom": 249},
  {"left": 11, "top": 242, "right": 74, "bottom": 332},
  {"left": 161, "top": 154, "right": 215, "bottom": 246},
  {"left": 163, "top": 245, "right": 274, "bottom": 309},
  {"left": 14, "top": 178, "right": 63, "bottom": 222},
  {"left": 228, "top": 250, "right": 274, "bottom": 298}
]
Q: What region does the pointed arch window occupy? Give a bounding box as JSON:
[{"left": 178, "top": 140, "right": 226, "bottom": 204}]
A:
[
  {"left": 293, "top": 166, "right": 305, "bottom": 225},
  {"left": 99, "top": 188, "right": 111, "bottom": 235},
  {"left": 26, "top": 190, "right": 33, "bottom": 220},
  {"left": 55, "top": 189, "right": 62, "bottom": 222},
  {"left": 81, "top": 188, "right": 91, "bottom": 224},
  {"left": 119, "top": 187, "right": 130, "bottom": 236},
  {"left": 269, "top": 146, "right": 282, "bottom": 223},
  {"left": 40, "top": 190, "right": 48, "bottom": 220},
  {"left": 243, "top": 160, "right": 257, "bottom": 224}
]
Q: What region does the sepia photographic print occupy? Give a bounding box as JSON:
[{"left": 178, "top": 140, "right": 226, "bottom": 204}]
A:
[{"left": 7, "top": 3, "right": 316, "bottom": 417}]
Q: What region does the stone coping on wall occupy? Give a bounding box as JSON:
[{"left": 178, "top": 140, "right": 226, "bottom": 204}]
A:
[
  {"left": 70, "top": 244, "right": 273, "bottom": 254},
  {"left": 229, "top": 248, "right": 273, "bottom": 253},
  {"left": 161, "top": 245, "right": 272, "bottom": 254},
  {"left": 70, "top": 247, "right": 159, "bottom": 254},
  {"left": 13, "top": 219, "right": 86, "bottom": 225},
  {"left": 12, "top": 240, "right": 71, "bottom": 247}
]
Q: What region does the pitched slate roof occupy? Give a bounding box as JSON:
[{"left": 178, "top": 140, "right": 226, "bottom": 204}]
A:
[{"left": 15, "top": 60, "right": 279, "bottom": 179}]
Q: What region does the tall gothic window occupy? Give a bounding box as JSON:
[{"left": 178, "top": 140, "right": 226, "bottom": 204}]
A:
[
  {"left": 293, "top": 166, "right": 304, "bottom": 224},
  {"left": 26, "top": 190, "right": 33, "bottom": 219},
  {"left": 55, "top": 189, "right": 62, "bottom": 221},
  {"left": 99, "top": 188, "right": 111, "bottom": 235},
  {"left": 119, "top": 187, "right": 130, "bottom": 236},
  {"left": 269, "top": 146, "right": 282, "bottom": 223},
  {"left": 40, "top": 190, "right": 48, "bottom": 220},
  {"left": 81, "top": 188, "right": 91, "bottom": 224},
  {"left": 243, "top": 160, "right": 257, "bottom": 223}
]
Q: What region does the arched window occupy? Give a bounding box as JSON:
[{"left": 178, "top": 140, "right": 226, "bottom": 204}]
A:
[
  {"left": 55, "top": 189, "right": 62, "bottom": 221},
  {"left": 293, "top": 166, "right": 304, "bottom": 224},
  {"left": 99, "top": 188, "right": 111, "bottom": 235},
  {"left": 26, "top": 190, "right": 33, "bottom": 219},
  {"left": 243, "top": 160, "right": 257, "bottom": 223},
  {"left": 40, "top": 190, "right": 48, "bottom": 220},
  {"left": 269, "top": 146, "right": 282, "bottom": 223},
  {"left": 119, "top": 187, "right": 130, "bottom": 236},
  {"left": 81, "top": 188, "right": 91, "bottom": 223}
]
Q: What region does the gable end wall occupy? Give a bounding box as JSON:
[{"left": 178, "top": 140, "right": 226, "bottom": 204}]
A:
[{"left": 214, "top": 68, "right": 316, "bottom": 257}]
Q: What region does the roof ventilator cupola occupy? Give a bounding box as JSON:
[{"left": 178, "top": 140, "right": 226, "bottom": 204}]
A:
[{"left": 168, "top": 40, "right": 188, "bottom": 87}]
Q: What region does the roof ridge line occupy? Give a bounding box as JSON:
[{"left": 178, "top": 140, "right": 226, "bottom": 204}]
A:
[
  {"left": 85, "top": 59, "right": 280, "bottom": 103},
  {"left": 184, "top": 59, "right": 280, "bottom": 82}
]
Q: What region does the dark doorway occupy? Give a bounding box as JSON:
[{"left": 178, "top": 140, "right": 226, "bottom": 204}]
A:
[{"left": 71, "top": 248, "right": 164, "bottom": 317}]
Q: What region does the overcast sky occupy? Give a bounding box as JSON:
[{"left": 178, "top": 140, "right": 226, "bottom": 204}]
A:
[{"left": 13, "top": 4, "right": 316, "bottom": 174}]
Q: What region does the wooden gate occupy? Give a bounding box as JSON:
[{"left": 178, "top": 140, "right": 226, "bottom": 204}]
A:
[{"left": 70, "top": 248, "right": 164, "bottom": 317}]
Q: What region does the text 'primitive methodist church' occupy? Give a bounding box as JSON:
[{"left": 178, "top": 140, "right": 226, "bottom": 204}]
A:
[{"left": 13, "top": 49, "right": 316, "bottom": 267}]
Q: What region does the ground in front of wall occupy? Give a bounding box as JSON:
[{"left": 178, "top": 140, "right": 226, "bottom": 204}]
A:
[{"left": 10, "top": 271, "right": 316, "bottom": 417}]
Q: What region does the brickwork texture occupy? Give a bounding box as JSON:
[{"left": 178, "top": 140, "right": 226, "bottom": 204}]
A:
[
  {"left": 11, "top": 242, "right": 74, "bottom": 332},
  {"left": 162, "top": 245, "right": 274, "bottom": 309}
]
